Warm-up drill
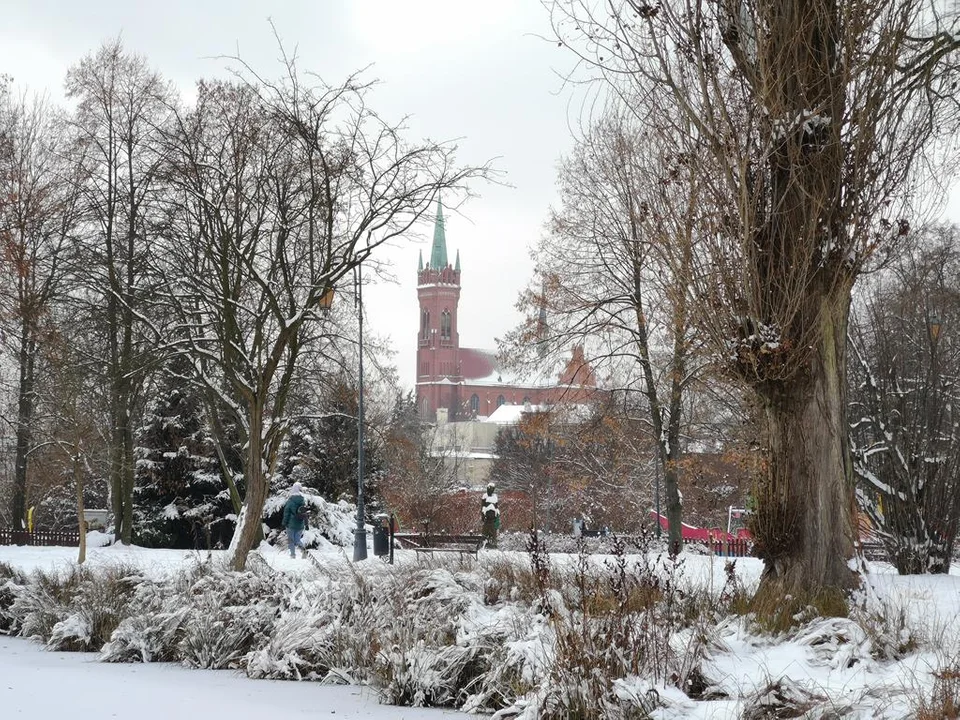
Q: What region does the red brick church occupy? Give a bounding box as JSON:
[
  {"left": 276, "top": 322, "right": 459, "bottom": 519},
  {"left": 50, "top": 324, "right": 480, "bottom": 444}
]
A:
[{"left": 416, "top": 201, "right": 599, "bottom": 421}]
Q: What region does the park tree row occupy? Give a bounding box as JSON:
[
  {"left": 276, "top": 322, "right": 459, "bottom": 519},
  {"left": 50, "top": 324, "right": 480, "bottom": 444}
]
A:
[{"left": 0, "top": 38, "right": 486, "bottom": 569}]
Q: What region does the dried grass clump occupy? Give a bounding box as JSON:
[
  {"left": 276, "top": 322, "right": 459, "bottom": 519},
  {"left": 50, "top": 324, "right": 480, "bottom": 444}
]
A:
[
  {"left": 915, "top": 667, "right": 960, "bottom": 719},
  {"left": 497, "top": 533, "right": 733, "bottom": 719},
  {"left": 747, "top": 585, "right": 850, "bottom": 635}
]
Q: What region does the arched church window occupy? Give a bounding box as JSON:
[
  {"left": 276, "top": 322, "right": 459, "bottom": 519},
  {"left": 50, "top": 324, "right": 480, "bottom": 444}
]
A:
[
  {"left": 470, "top": 394, "right": 480, "bottom": 414},
  {"left": 421, "top": 309, "right": 430, "bottom": 339},
  {"left": 497, "top": 395, "right": 505, "bottom": 407},
  {"left": 441, "top": 310, "right": 451, "bottom": 340}
]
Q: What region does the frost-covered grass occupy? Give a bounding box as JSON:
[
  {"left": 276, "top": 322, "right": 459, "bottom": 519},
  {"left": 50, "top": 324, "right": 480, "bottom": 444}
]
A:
[{"left": 2, "top": 539, "right": 960, "bottom": 719}]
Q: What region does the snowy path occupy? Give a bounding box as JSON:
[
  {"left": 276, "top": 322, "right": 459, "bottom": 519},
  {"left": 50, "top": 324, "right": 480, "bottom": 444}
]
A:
[{"left": 0, "top": 636, "right": 472, "bottom": 720}]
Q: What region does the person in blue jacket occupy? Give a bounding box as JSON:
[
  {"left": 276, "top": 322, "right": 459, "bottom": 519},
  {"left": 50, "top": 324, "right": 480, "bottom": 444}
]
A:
[{"left": 282, "top": 482, "right": 307, "bottom": 559}]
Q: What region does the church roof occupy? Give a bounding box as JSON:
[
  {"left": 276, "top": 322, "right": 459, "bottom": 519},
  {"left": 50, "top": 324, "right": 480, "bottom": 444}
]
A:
[
  {"left": 459, "top": 348, "right": 497, "bottom": 380},
  {"left": 459, "top": 347, "right": 563, "bottom": 388},
  {"left": 429, "top": 199, "right": 448, "bottom": 269}
]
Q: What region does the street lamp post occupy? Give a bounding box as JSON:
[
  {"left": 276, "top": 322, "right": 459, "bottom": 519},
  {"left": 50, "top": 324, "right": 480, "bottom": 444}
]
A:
[{"left": 353, "top": 264, "right": 368, "bottom": 562}]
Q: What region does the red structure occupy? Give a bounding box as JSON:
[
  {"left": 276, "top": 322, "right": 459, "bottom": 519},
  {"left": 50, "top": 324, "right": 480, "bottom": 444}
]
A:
[{"left": 416, "top": 201, "right": 599, "bottom": 420}]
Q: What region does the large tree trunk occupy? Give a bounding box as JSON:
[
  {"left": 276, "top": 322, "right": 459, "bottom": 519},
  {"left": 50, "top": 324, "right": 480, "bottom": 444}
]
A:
[
  {"left": 108, "top": 389, "right": 127, "bottom": 541},
  {"left": 11, "top": 329, "right": 35, "bottom": 529},
  {"left": 121, "top": 410, "right": 134, "bottom": 544},
  {"left": 663, "top": 460, "right": 683, "bottom": 555},
  {"left": 753, "top": 298, "right": 858, "bottom": 598},
  {"left": 229, "top": 406, "right": 267, "bottom": 571}
]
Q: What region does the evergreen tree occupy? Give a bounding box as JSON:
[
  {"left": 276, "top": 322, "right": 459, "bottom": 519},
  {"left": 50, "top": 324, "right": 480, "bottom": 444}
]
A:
[
  {"left": 133, "top": 374, "right": 234, "bottom": 549},
  {"left": 309, "top": 378, "right": 382, "bottom": 514}
]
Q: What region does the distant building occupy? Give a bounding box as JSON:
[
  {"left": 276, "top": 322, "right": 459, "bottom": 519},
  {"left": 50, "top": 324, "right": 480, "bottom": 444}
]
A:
[{"left": 415, "top": 200, "right": 598, "bottom": 421}]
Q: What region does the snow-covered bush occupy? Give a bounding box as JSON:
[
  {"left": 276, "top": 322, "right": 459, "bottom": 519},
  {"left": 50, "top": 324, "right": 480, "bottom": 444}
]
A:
[
  {"left": 179, "top": 564, "right": 289, "bottom": 669},
  {"left": 245, "top": 587, "right": 343, "bottom": 681},
  {"left": 11, "top": 566, "right": 90, "bottom": 643},
  {"left": 262, "top": 491, "right": 355, "bottom": 548},
  {"left": 10, "top": 564, "right": 140, "bottom": 651},
  {"left": 47, "top": 565, "right": 141, "bottom": 651},
  {"left": 0, "top": 561, "right": 26, "bottom": 632},
  {"left": 101, "top": 577, "right": 190, "bottom": 663},
  {"left": 0, "top": 543, "right": 747, "bottom": 717}
]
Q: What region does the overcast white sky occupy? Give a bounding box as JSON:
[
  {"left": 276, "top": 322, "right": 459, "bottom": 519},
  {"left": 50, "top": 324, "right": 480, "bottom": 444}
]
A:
[
  {"left": 1, "top": 1, "right": 582, "bottom": 390},
  {"left": 5, "top": 2, "right": 959, "bottom": 393}
]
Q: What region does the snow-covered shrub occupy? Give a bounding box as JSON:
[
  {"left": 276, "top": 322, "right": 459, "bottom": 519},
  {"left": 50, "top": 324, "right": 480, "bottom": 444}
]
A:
[
  {"left": 100, "top": 579, "right": 189, "bottom": 663},
  {"left": 0, "top": 561, "right": 26, "bottom": 632},
  {"left": 375, "top": 633, "right": 479, "bottom": 707},
  {"left": 370, "top": 567, "right": 495, "bottom": 707},
  {"left": 177, "top": 562, "right": 290, "bottom": 669},
  {"left": 262, "top": 491, "right": 355, "bottom": 548},
  {"left": 7, "top": 563, "right": 138, "bottom": 650},
  {"left": 849, "top": 592, "right": 920, "bottom": 661},
  {"left": 245, "top": 588, "right": 343, "bottom": 681},
  {"left": 11, "top": 565, "right": 91, "bottom": 643},
  {"left": 792, "top": 617, "right": 872, "bottom": 670},
  {"left": 741, "top": 677, "right": 828, "bottom": 720},
  {"left": 46, "top": 564, "right": 141, "bottom": 651},
  {"left": 101, "top": 559, "right": 289, "bottom": 668},
  {"left": 479, "top": 536, "right": 727, "bottom": 719}
]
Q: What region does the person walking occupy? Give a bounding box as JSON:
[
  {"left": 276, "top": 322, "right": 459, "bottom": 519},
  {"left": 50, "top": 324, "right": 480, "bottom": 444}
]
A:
[{"left": 282, "top": 482, "right": 308, "bottom": 558}]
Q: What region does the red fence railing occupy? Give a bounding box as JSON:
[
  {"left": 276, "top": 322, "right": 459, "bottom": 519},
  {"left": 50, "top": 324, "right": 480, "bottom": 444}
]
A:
[
  {"left": 686, "top": 538, "right": 753, "bottom": 557},
  {"left": 0, "top": 529, "right": 81, "bottom": 547}
]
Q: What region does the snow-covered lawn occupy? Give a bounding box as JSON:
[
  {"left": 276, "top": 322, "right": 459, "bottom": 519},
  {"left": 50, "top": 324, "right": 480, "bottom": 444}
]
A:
[
  {"left": 0, "top": 635, "right": 468, "bottom": 719},
  {"left": 2, "top": 541, "right": 959, "bottom": 719}
]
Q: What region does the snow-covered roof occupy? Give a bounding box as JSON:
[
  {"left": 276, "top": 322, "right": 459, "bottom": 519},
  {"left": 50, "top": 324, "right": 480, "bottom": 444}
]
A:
[{"left": 484, "top": 403, "right": 547, "bottom": 424}]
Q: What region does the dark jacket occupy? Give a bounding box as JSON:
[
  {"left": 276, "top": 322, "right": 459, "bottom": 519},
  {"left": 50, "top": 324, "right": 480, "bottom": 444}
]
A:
[{"left": 283, "top": 495, "right": 306, "bottom": 531}]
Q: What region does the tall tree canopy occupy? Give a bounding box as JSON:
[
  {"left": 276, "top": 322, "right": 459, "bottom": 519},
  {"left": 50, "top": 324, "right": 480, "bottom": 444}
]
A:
[
  {"left": 550, "top": 0, "right": 960, "bottom": 600},
  {"left": 158, "top": 55, "right": 485, "bottom": 570}
]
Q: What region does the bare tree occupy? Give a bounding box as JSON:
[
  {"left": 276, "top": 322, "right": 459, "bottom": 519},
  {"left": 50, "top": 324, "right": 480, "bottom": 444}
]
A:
[
  {"left": 505, "top": 110, "right": 717, "bottom": 552},
  {"left": 849, "top": 226, "right": 960, "bottom": 573},
  {"left": 65, "top": 39, "right": 174, "bottom": 543},
  {"left": 41, "top": 320, "right": 104, "bottom": 564},
  {"left": 0, "top": 90, "right": 81, "bottom": 530},
  {"left": 158, "top": 55, "right": 486, "bottom": 569},
  {"left": 550, "top": 0, "right": 960, "bottom": 599}
]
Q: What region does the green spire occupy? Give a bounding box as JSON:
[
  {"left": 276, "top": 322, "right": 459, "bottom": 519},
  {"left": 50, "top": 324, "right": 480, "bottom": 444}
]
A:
[
  {"left": 418, "top": 248, "right": 423, "bottom": 272},
  {"left": 429, "top": 199, "right": 448, "bottom": 268},
  {"left": 454, "top": 249, "right": 460, "bottom": 272}
]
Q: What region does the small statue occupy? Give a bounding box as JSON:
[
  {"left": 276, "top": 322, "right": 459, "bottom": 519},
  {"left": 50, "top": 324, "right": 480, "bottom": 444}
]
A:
[{"left": 481, "top": 482, "right": 500, "bottom": 548}]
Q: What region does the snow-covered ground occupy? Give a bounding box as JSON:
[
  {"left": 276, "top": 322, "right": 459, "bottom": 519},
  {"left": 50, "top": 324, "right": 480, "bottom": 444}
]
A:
[
  {"left": 0, "top": 635, "right": 468, "bottom": 719},
  {"left": 2, "top": 541, "right": 959, "bottom": 719}
]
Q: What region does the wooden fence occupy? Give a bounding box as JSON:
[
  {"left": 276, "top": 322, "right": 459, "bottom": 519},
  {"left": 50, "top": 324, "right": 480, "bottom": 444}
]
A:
[
  {"left": 0, "top": 529, "right": 81, "bottom": 547},
  {"left": 687, "top": 537, "right": 753, "bottom": 557}
]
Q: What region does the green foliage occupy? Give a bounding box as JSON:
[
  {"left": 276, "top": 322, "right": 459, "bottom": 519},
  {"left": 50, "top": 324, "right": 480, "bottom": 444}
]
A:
[
  {"left": 297, "top": 376, "right": 382, "bottom": 511},
  {"left": 133, "top": 371, "right": 235, "bottom": 549}
]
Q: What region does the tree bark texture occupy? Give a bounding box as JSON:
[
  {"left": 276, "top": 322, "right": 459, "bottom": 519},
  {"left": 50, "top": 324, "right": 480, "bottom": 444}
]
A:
[
  {"left": 753, "top": 299, "right": 857, "bottom": 596},
  {"left": 11, "top": 329, "right": 35, "bottom": 529},
  {"left": 75, "top": 451, "right": 86, "bottom": 565},
  {"left": 229, "top": 404, "right": 267, "bottom": 571}
]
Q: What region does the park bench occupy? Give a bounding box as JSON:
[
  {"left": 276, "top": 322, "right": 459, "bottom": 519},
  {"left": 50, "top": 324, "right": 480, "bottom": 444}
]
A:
[
  {"left": 392, "top": 532, "right": 485, "bottom": 558},
  {"left": 859, "top": 541, "right": 887, "bottom": 562}
]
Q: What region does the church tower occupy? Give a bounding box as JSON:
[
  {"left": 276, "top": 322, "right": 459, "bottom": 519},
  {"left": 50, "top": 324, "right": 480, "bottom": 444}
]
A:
[{"left": 416, "top": 200, "right": 462, "bottom": 420}]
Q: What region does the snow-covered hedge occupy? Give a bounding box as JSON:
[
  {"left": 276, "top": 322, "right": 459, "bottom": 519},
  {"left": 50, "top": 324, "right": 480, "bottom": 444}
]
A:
[
  {"left": 0, "top": 541, "right": 748, "bottom": 719},
  {"left": 262, "top": 491, "right": 356, "bottom": 548}
]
